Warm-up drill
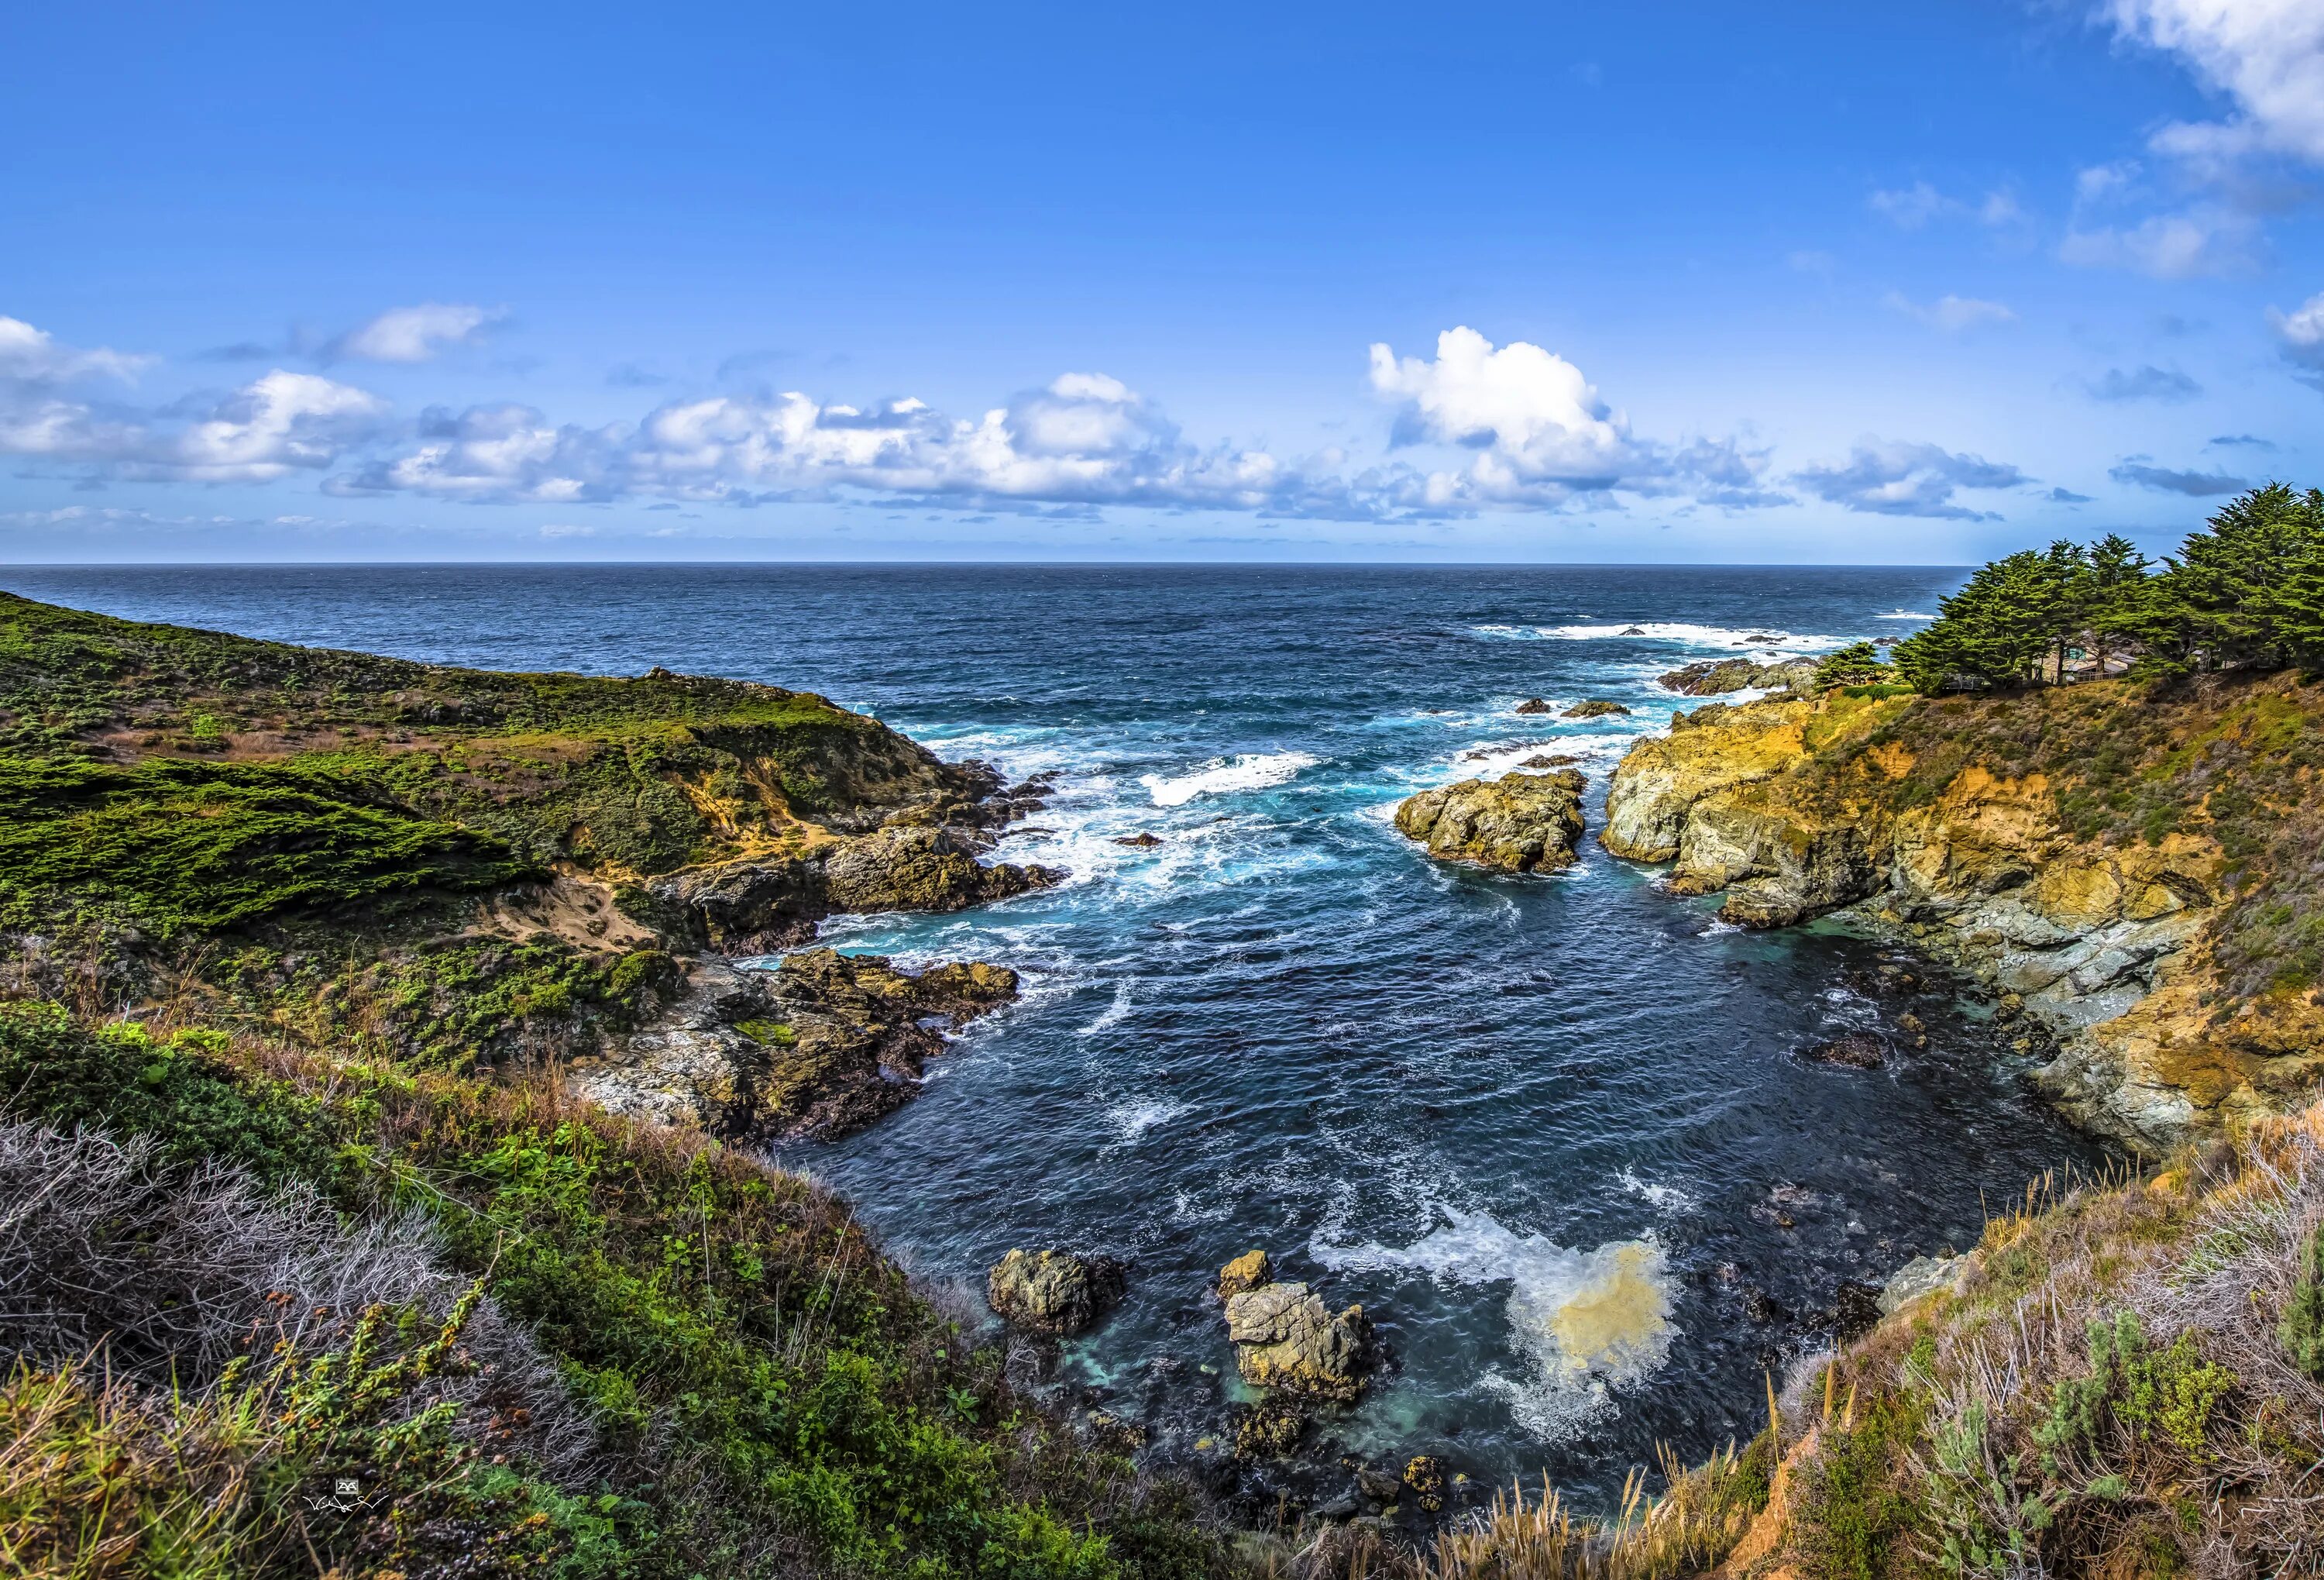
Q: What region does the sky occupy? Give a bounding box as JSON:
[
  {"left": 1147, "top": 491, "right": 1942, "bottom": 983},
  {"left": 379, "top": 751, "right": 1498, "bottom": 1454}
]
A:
[{"left": 2, "top": 0, "right": 2322, "bottom": 564}]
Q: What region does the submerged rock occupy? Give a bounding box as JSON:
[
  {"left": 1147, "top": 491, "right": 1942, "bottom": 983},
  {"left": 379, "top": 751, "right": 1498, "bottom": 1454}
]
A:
[
  {"left": 1562, "top": 699, "right": 1631, "bottom": 719},
  {"left": 1224, "top": 1280, "right": 1375, "bottom": 1400},
  {"left": 1393, "top": 769, "right": 1587, "bottom": 874},
  {"left": 1231, "top": 1403, "right": 1305, "bottom": 1460},
  {"left": 1806, "top": 1031, "right": 1886, "bottom": 1069},
  {"left": 986, "top": 1248, "right": 1127, "bottom": 1335},
  {"left": 1113, "top": 832, "right": 1164, "bottom": 848}
]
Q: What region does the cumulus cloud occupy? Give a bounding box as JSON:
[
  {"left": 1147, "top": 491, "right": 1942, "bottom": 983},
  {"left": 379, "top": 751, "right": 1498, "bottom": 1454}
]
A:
[
  {"left": 2106, "top": 0, "right": 2324, "bottom": 168},
  {"left": 1363, "top": 326, "right": 1785, "bottom": 509},
  {"left": 0, "top": 315, "right": 385, "bottom": 482},
  {"left": 2269, "top": 290, "right": 2324, "bottom": 386},
  {"left": 1883, "top": 292, "right": 2017, "bottom": 333},
  {"left": 2085, "top": 364, "right": 2203, "bottom": 401},
  {"left": 1791, "top": 439, "right": 2032, "bottom": 520},
  {"left": 0, "top": 316, "right": 150, "bottom": 384},
  {"left": 2109, "top": 458, "right": 2253, "bottom": 495},
  {"left": 327, "top": 302, "right": 501, "bottom": 363}
]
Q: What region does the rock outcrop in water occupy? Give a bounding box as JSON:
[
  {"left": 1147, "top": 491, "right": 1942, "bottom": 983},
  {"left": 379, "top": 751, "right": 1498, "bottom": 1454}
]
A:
[
  {"left": 1394, "top": 769, "right": 1587, "bottom": 873},
  {"left": 1224, "top": 1279, "right": 1376, "bottom": 1400},
  {"left": 1562, "top": 699, "right": 1631, "bottom": 718},
  {"left": 1657, "top": 656, "right": 1820, "bottom": 696},
  {"left": 985, "top": 1249, "right": 1127, "bottom": 1335},
  {"left": 571, "top": 946, "right": 1019, "bottom": 1140},
  {"left": 1602, "top": 680, "right": 2324, "bottom": 1151}
]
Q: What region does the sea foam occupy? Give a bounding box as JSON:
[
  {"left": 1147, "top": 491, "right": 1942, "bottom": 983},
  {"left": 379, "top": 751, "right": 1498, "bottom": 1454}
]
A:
[
  {"left": 1312, "top": 1207, "right": 1675, "bottom": 1441},
  {"left": 1140, "top": 751, "right": 1321, "bottom": 807},
  {"left": 1472, "top": 621, "right": 1848, "bottom": 650}
]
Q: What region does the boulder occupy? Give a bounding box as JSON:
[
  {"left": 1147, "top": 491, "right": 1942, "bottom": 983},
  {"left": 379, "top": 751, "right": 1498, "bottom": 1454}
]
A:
[
  {"left": 987, "top": 1248, "right": 1127, "bottom": 1335},
  {"left": 1231, "top": 1403, "right": 1305, "bottom": 1460},
  {"left": 1562, "top": 699, "right": 1631, "bottom": 719},
  {"left": 1224, "top": 1281, "right": 1374, "bottom": 1400},
  {"left": 1404, "top": 1455, "right": 1446, "bottom": 1513},
  {"left": 1879, "top": 1253, "right": 1967, "bottom": 1315},
  {"left": 1394, "top": 769, "right": 1587, "bottom": 874},
  {"left": 1514, "top": 697, "right": 1555, "bottom": 714},
  {"left": 1806, "top": 1031, "right": 1886, "bottom": 1069},
  {"left": 1112, "top": 832, "right": 1164, "bottom": 848},
  {"left": 822, "top": 824, "right": 1062, "bottom": 914},
  {"left": 1218, "top": 1248, "right": 1272, "bottom": 1299}
]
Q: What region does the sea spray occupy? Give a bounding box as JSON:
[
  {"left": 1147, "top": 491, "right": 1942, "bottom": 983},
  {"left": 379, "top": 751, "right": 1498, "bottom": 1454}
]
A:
[{"left": 1312, "top": 1207, "right": 1676, "bottom": 1441}]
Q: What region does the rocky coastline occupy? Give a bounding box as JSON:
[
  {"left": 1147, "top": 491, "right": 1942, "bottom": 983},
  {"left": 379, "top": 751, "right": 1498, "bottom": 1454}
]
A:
[{"left": 1601, "top": 680, "right": 2324, "bottom": 1152}]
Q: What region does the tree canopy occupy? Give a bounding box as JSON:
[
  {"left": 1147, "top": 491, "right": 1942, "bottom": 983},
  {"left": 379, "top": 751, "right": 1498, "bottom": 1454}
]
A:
[{"left": 1890, "top": 484, "right": 2324, "bottom": 693}]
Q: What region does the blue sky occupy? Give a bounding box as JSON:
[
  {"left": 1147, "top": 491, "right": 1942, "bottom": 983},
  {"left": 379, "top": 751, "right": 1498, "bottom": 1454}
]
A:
[{"left": 3, "top": 1, "right": 2320, "bottom": 563}]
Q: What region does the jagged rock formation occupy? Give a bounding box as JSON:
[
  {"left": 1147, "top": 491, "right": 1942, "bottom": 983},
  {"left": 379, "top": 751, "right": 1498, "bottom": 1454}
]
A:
[
  {"left": 570, "top": 946, "right": 1018, "bottom": 1140},
  {"left": 1219, "top": 1251, "right": 1375, "bottom": 1400},
  {"left": 985, "top": 1249, "right": 1127, "bottom": 1335},
  {"left": 1394, "top": 769, "right": 1587, "bottom": 873},
  {"left": 1602, "top": 681, "right": 2324, "bottom": 1151},
  {"left": 1562, "top": 699, "right": 1631, "bottom": 718},
  {"left": 1657, "top": 656, "right": 1820, "bottom": 696}
]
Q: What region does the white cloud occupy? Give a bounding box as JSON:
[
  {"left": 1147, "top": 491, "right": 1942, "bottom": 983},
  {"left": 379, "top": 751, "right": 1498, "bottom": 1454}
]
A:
[
  {"left": 0, "top": 316, "right": 386, "bottom": 482},
  {"left": 1868, "top": 183, "right": 2027, "bottom": 230},
  {"left": 2058, "top": 204, "right": 2258, "bottom": 277},
  {"left": 1883, "top": 292, "right": 2018, "bottom": 333},
  {"left": 538, "top": 522, "right": 596, "bottom": 539},
  {"left": 1363, "top": 328, "right": 1785, "bottom": 510},
  {"left": 2268, "top": 289, "right": 2324, "bottom": 384},
  {"left": 329, "top": 302, "right": 502, "bottom": 363},
  {"left": 2106, "top": 0, "right": 2324, "bottom": 167},
  {"left": 1792, "top": 439, "right": 2032, "bottom": 520},
  {"left": 0, "top": 315, "right": 150, "bottom": 383}
]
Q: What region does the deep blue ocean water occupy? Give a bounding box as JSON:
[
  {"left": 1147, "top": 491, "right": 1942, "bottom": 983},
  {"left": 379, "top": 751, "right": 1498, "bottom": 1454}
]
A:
[{"left": 4, "top": 564, "right": 2105, "bottom": 1506}]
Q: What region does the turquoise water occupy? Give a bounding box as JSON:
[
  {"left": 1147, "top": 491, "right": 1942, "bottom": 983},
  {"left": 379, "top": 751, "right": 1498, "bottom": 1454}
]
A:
[{"left": 6, "top": 564, "right": 2103, "bottom": 1507}]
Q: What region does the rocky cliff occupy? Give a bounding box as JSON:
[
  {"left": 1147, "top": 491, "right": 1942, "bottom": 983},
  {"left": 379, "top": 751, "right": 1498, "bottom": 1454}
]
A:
[{"left": 1602, "top": 677, "right": 2324, "bottom": 1151}]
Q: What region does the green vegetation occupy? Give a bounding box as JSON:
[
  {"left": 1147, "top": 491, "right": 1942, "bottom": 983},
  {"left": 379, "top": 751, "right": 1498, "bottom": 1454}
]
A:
[
  {"left": 1812, "top": 642, "right": 1894, "bottom": 690},
  {"left": 0, "top": 1003, "right": 1222, "bottom": 1578},
  {"left": 1893, "top": 484, "right": 2324, "bottom": 692}
]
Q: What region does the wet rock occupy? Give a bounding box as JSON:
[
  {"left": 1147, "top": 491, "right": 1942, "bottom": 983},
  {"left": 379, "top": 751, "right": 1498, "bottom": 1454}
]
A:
[
  {"left": 1807, "top": 1031, "right": 1886, "bottom": 1069},
  {"left": 1742, "top": 1286, "right": 1786, "bottom": 1325},
  {"left": 1112, "top": 832, "right": 1164, "bottom": 848},
  {"left": 1514, "top": 697, "right": 1555, "bottom": 714},
  {"left": 1354, "top": 1465, "right": 1404, "bottom": 1501},
  {"left": 1562, "top": 699, "right": 1631, "bottom": 719},
  {"left": 1394, "top": 769, "right": 1587, "bottom": 874},
  {"left": 1231, "top": 1403, "right": 1305, "bottom": 1460},
  {"left": 1404, "top": 1455, "right": 1445, "bottom": 1513},
  {"left": 987, "top": 1249, "right": 1128, "bottom": 1335},
  {"left": 1224, "top": 1282, "right": 1375, "bottom": 1400},
  {"left": 823, "top": 824, "right": 1063, "bottom": 914},
  {"left": 1521, "top": 752, "right": 1583, "bottom": 769},
  {"left": 1619, "top": 625, "right": 1647, "bottom": 636},
  {"left": 1218, "top": 1248, "right": 1272, "bottom": 1299},
  {"left": 1834, "top": 1282, "right": 1884, "bottom": 1344},
  {"left": 569, "top": 948, "right": 1018, "bottom": 1141},
  {"left": 1317, "top": 1495, "right": 1360, "bottom": 1521}
]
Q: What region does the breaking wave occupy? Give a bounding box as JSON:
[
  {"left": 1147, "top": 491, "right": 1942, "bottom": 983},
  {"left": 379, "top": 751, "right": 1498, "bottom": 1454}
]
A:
[
  {"left": 1312, "top": 1207, "right": 1675, "bottom": 1442},
  {"left": 1140, "top": 751, "right": 1320, "bottom": 807},
  {"left": 1472, "top": 621, "right": 1847, "bottom": 650}
]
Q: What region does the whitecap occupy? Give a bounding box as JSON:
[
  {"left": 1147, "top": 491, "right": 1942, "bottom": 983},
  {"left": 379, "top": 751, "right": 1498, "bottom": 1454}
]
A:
[
  {"left": 1616, "top": 1168, "right": 1702, "bottom": 1214},
  {"left": 1140, "top": 751, "right": 1321, "bottom": 807},
  {"left": 1105, "top": 1096, "right": 1193, "bottom": 1145},
  {"left": 1311, "top": 1207, "right": 1674, "bottom": 1443},
  {"left": 1873, "top": 610, "right": 1936, "bottom": 620},
  {"left": 1078, "top": 979, "right": 1135, "bottom": 1036},
  {"left": 1473, "top": 621, "right": 1848, "bottom": 651}
]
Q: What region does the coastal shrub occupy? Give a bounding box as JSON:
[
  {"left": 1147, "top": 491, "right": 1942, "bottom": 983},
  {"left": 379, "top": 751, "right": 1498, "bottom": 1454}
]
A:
[
  {"left": 0, "top": 1003, "right": 1220, "bottom": 1579},
  {"left": 0, "top": 753, "right": 533, "bottom": 936},
  {"left": 1813, "top": 642, "right": 1892, "bottom": 690},
  {"left": 2278, "top": 1224, "right": 2324, "bottom": 1378}
]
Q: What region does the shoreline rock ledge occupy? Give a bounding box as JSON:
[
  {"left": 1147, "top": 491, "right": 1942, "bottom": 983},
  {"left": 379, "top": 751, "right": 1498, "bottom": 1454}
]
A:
[
  {"left": 1394, "top": 769, "right": 1587, "bottom": 873},
  {"left": 1216, "top": 1250, "right": 1375, "bottom": 1401}
]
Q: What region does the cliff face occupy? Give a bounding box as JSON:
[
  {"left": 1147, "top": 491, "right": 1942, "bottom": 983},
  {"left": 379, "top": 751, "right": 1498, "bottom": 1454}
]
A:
[{"left": 1603, "top": 679, "right": 2324, "bottom": 1152}]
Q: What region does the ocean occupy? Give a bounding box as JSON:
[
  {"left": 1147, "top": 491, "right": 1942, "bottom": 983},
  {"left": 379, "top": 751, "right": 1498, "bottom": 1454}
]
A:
[{"left": 5, "top": 563, "right": 2103, "bottom": 1506}]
